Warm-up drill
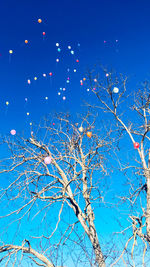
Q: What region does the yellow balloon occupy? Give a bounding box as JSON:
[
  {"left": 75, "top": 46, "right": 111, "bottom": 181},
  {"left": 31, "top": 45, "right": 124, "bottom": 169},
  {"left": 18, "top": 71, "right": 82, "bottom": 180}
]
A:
[
  {"left": 27, "top": 112, "right": 30, "bottom": 116},
  {"left": 34, "top": 77, "right": 37, "bottom": 80},
  {"left": 6, "top": 101, "right": 9, "bottom": 105},
  {"left": 9, "top": 50, "right": 13, "bottom": 54},
  {"left": 38, "top": 18, "right": 42, "bottom": 23}
]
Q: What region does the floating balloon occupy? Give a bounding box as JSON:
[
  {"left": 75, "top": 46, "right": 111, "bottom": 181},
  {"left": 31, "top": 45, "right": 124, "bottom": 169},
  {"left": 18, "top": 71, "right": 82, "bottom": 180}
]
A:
[
  {"left": 38, "top": 18, "right": 42, "bottom": 23},
  {"left": 86, "top": 131, "right": 92, "bottom": 138},
  {"left": 68, "top": 45, "right": 71, "bottom": 49},
  {"left": 76, "top": 59, "right": 79, "bottom": 63},
  {"left": 44, "top": 156, "right": 51, "bottom": 164},
  {"left": 134, "top": 142, "right": 140, "bottom": 149},
  {"left": 34, "top": 77, "right": 37, "bottom": 80},
  {"left": 10, "top": 129, "right": 16, "bottom": 135},
  {"left": 74, "top": 69, "right": 77, "bottom": 72},
  {"left": 71, "top": 50, "right": 74, "bottom": 54},
  {"left": 6, "top": 101, "right": 9, "bottom": 105},
  {"left": 83, "top": 78, "right": 86, "bottom": 81},
  {"left": 57, "top": 48, "right": 61, "bottom": 52},
  {"left": 43, "top": 32, "right": 46, "bottom": 36},
  {"left": 56, "top": 58, "right": 59, "bottom": 62},
  {"left": 106, "top": 73, "right": 109, "bottom": 77},
  {"left": 63, "top": 96, "right": 66, "bottom": 100},
  {"left": 45, "top": 96, "right": 48, "bottom": 100},
  {"left": 113, "top": 87, "right": 119, "bottom": 93},
  {"left": 49, "top": 72, "right": 52, "bottom": 76},
  {"left": 43, "top": 73, "right": 46, "bottom": 77},
  {"left": 9, "top": 50, "right": 13, "bottom": 54},
  {"left": 27, "top": 112, "right": 30, "bottom": 116},
  {"left": 56, "top": 43, "right": 59, "bottom": 47},
  {"left": 27, "top": 79, "right": 31, "bottom": 84},
  {"left": 79, "top": 126, "right": 84, "bottom": 132},
  {"left": 25, "top": 40, "right": 28, "bottom": 44}
]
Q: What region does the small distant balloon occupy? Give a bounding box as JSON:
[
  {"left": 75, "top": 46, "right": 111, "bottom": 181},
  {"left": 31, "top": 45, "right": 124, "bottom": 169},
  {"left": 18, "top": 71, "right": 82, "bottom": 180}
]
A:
[
  {"left": 10, "top": 129, "right": 16, "bottom": 135},
  {"left": 74, "top": 69, "right": 77, "bottom": 72},
  {"left": 63, "top": 96, "right": 66, "bottom": 100},
  {"left": 57, "top": 48, "right": 61, "bottom": 52},
  {"left": 113, "top": 87, "right": 119, "bottom": 93},
  {"left": 86, "top": 131, "right": 92, "bottom": 138},
  {"left": 27, "top": 112, "right": 30, "bottom": 116},
  {"left": 27, "top": 79, "right": 31, "bottom": 84},
  {"left": 25, "top": 98, "right": 28, "bottom": 101},
  {"left": 83, "top": 78, "right": 86, "bottom": 81},
  {"left": 9, "top": 50, "right": 13, "bottom": 54},
  {"left": 76, "top": 59, "right": 79, "bottom": 63},
  {"left": 104, "top": 40, "right": 107, "bottom": 43},
  {"left": 58, "top": 92, "right": 61, "bottom": 95},
  {"left": 106, "top": 73, "right": 109, "bottom": 77},
  {"left": 79, "top": 126, "right": 84, "bottom": 132},
  {"left": 134, "top": 142, "right": 140, "bottom": 149},
  {"left": 43, "top": 73, "right": 46, "bottom": 77},
  {"left": 38, "top": 18, "right": 42, "bottom": 23},
  {"left": 56, "top": 58, "right": 59, "bottom": 62},
  {"left": 6, "top": 101, "right": 9, "bottom": 105},
  {"left": 43, "top": 32, "right": 46, "bottom": 36},
  {"left": 71, "top": 50, "right": 74, "bottom": 54},
  {"left": 68, "top": 45, "right": 71, "bottom": 49},
  {"left": 45, "top": 96, "right": 48, "bottom": 100},
  {"left": 34, "top": 77, "right": 37, "bottom": 80},
  {"left": 49, "top": 72, "right": 52, "bottom": 76},
  {"left": 25, "top": 40, "right": 28, "bottom": 44},
  {"left": 56, "top": 43, "right": 59, "bottom": 47},
  {"left": 44, "top": 156, "right": 52, "bottom": 165}
]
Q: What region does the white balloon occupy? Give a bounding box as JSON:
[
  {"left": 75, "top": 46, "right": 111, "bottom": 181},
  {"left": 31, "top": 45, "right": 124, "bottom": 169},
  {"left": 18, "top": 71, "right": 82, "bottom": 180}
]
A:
[{"left": 113, "top": 87, "right": 119, "bottom": 93}]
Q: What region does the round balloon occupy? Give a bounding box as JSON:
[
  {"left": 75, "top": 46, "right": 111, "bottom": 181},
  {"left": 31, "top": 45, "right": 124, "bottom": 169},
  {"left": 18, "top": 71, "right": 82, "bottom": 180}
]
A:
[
  {"left": 86, "top": 131, "right": 92, "bottom": 138},
  {"left": 44, "top": 156, "right": 51, "bottom": 164},
  {"left": 113, "top": 87, "right": 119, "bottom": 93},
  {"left": 38, "top": 18, "right": 42, "bottom": 23},
  {"left": 134, "top": 142, "right": 140, "bottom": 149},
  {"left": 79, "top": 126, "right": 84, "bottom": 132},
  {"left": 10, "top": 129, "right": 16, "bottom": 135}
]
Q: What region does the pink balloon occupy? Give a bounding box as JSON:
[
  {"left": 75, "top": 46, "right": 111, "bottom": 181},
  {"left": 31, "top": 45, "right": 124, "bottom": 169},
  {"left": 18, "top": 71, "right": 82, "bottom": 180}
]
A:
[
  {"left": 10, "top": 129, "right": 16, "bottom": 135},
  {"left": 44, "top": 156, "right": 51, "bottom": 165}
]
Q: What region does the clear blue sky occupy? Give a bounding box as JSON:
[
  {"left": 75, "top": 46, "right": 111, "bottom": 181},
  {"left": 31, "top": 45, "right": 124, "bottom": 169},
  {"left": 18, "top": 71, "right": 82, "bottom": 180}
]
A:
[{"left": 1, "top": 0, "right": 150, "bottom": 134}]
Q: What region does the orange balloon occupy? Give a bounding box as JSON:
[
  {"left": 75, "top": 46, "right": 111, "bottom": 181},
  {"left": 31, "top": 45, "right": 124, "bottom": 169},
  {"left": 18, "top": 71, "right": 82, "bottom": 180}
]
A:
[
  {"left": 83, "top": 77, "right": 86, "bottom": 81},
  {"left": 25, "top": 40, "right": 28, "bottom": 44},
  {"left": 86, "top": 131, "right": 92, "bottom": 138},
  {"left": 38, "top": 18, "right": 42, "bottom": 23}
]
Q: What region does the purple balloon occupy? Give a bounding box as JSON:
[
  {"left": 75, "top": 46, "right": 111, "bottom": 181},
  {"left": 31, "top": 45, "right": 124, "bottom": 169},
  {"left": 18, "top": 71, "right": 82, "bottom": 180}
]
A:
[
  {"left": 10, "top": 129, "right": 16, "bottom": 135},
  {"left": 44, "top": 156, "right": 51, "bottom": 165}
]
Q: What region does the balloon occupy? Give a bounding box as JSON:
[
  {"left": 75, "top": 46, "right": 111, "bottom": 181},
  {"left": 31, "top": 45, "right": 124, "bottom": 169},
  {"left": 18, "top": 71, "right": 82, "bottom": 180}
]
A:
[
  {"left": 113, "top": 87, "right": 119, "bottom": 93},
  {"left": 56, "top": 43, "right": 59, "bottom": 47},
  {"left": 106, "top": 73, "right": 109, "bottom": 77},
  {"left": 79, "top": 126, "right": 84, "bottom": 132},
  {"left": 9, "top": 50, "right": 13, "bottom": 54},
  {"left": 86, "top": 131, "right": 92, "bottom": 138},
  {"left": 10, "top": 129, "right": 16, "bottom": 135},
  {"left": 27, "top": 112, "right": 30, "bottom": 116},
  {"left": 57, "top": 48, "right": 61, "bottom": 52},
  {"left": 83, "top": 78, "right": 86, "bottom": 81},
  {"left": 63, "top": 96, "right": 66, "bottom": 100},
  {"left": 68, "top": 45, "right": 71, "bottom": 49},
  {"left": 43, "top": 73, "right": 46, "bottom": 77},
  {"left": 44, "top": 156, "right": 51, "bottom": 165},
  {"left": 25, "top": 98, "right": 28, "bottom": 101},
  {"left": 76, "top": 59, "right": 79, "bottom": 63},
  {"left": 56, "top": 58, "right": 59, "bottom": 62},
  {"left": 34, "top": 77, "right": 37, "bottom": 80},
  {"left": 71, "top": 50, "right": 74, "bottom": 54},
  {"left": 49, "top": 72, "right": 52, "bottom": 76},
  {"left": 38, "top": 18, "right": 42, "bottom": 23},
  {"left": 45, "top": 96, "right": 48, "bottom": 100},
  {"left": 25, "top": 40, "right": 28, "bottom": 44},
  {"left": 134, "top": 142, "right": 140, "bottom": 149},
  {"left": 74, "top": 69, "right": 77, "bottom": 72},
  {"left": 27, "top": 79, "right": 31, "bottom": 84},
  {"left": 6, "top": 101, "right": 9, "bottom": 105},
  {"left": 43, "top": 32, "right": 46, "bottom": 35}
]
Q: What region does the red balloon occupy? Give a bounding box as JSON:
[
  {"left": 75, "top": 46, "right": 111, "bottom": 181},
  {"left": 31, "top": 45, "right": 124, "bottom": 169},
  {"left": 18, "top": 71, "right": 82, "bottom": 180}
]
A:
[
  {"left": 76, "top": 59, "right": 79, "bottom": 63},
  {"left": 134, "top": 142, "right": 140, "bottom": 149},
  {"left": 43, "top": 32, "right": 46, "bottom": 35},
  {"left": 49, "top": 72, "right": 52, "bottom": 76}
]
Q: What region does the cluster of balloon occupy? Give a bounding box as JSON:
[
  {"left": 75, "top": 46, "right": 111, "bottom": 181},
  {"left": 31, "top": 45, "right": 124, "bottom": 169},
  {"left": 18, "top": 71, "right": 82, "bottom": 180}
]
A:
[
  {"left": 86, "top": 131, "right": 92, "bottom": 138},
  {"left": 44, "top": 156, "right": 52, "bottom": 165},
  {"left": 134, "top": 142, "right": 140, "bottom": 149},
  {"left": 113, "top": 87, "right": 119, "bottom": 93},
  {"left": 10, "top": 129, "right": 16, "bottom": 135}
]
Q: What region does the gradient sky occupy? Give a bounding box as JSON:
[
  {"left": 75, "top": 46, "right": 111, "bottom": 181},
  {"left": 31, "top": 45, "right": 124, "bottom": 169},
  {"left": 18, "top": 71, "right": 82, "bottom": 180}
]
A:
[{"left": 1, "top": 0, "right": 150, "bottom": 134}]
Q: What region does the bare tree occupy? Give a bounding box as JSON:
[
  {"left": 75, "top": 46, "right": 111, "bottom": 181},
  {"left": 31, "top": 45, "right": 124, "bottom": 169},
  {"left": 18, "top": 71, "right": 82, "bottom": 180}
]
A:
[
  {"left": 86, "top": 68, "right": 150, "bottom": 265},
  {"left": 0, "top": 112, "right": 110, "bottom": 266}
]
